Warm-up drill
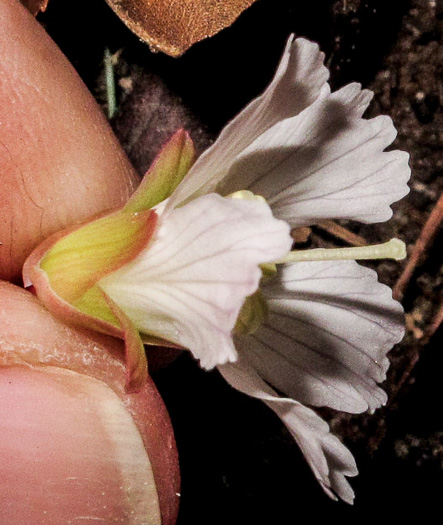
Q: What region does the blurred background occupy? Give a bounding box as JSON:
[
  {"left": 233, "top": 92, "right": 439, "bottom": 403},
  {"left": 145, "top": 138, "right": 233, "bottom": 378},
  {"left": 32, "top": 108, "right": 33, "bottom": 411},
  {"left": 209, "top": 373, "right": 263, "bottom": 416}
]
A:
[{"left": 37, "top": 0, "right": 443, "bottom": 521}]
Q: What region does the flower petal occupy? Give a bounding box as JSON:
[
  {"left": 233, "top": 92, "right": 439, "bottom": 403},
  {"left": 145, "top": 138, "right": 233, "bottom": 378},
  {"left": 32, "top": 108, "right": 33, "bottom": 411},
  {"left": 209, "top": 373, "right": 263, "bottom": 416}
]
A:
[
  {"left": 218, "top": 83, "right": 410, "bottom": 226},
  {"left": 100, "top": 194, "right": 292, "bottom": 369},
  {"left": 219, "top": 359, "right": 357, "bottom": 503},
  {"left": 236, "top": 260, "right": 404, "bottom": 413},
  {"left": 168, "top": 37, "right": 329, "bottom": 208}
]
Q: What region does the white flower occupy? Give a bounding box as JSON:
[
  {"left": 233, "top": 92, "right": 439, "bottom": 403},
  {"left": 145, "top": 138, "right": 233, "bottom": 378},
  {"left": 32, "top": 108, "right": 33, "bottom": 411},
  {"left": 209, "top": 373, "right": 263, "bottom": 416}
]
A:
[
  {"left": 174, "top": 36, "right": 408, "bottom": 501},
  {"left": 27, "top": 36, "right": 410, "bottom": 503},
  {"left": 115, "top": 36, "right": 407, "bottom": 502}
]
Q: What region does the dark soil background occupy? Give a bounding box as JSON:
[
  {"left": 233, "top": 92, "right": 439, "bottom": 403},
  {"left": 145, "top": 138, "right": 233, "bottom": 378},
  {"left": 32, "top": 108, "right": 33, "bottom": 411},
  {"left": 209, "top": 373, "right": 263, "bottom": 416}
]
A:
[{"left": 38, "top": 0, "right": 442, "bottom": 522}]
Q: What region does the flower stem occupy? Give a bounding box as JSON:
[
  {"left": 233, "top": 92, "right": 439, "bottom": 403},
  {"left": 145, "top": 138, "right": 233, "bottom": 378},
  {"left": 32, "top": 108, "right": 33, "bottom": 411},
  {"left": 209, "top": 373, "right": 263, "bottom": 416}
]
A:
[
  {"left": 104, "top": 48, "right": 117, "bottom": 119},
  {"left": 276, "top": 238, "right": 406, "bottom": 264}
]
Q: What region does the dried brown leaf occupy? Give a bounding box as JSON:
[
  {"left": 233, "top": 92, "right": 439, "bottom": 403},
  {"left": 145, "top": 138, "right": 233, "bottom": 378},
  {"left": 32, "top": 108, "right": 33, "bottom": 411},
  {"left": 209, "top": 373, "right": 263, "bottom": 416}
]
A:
[
  {"left": 20, "top": 0, "right": 49, "bottom": 16},
  {"left": 104, "top": 0, "right": 258, "bottom": 56}
]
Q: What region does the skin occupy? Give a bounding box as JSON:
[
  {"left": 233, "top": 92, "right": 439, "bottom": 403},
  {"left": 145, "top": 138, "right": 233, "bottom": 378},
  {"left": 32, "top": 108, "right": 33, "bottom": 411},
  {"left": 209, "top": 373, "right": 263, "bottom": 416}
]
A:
[
  {"left": 0, "top": 281, "right": 180, "bottom": 524},
  {"left": 0, "top": 1, "right": 180, "bottom": 522},
  {"left": 0, "top": 0, "right": 139, "bottom": 282}
]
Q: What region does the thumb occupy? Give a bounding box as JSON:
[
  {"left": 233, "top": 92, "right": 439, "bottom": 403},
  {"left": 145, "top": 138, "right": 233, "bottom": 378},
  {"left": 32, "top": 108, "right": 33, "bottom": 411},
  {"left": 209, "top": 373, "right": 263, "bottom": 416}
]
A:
[{"left": 0, "top": 280, "right": 180, "bottom": 525}]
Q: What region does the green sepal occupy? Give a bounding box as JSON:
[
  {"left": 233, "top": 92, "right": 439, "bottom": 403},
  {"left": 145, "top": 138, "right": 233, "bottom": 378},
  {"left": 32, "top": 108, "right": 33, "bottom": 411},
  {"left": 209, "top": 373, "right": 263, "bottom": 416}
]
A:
[
  {"left": 73, "top": 284, "right": 120, "bottom": 328},
  {"left": 103, "top": 290, "right": 148, "bottom": 393},
  {"left": 260, "top": 263, "right": 277, "bottom": 282},
  {"left": 235, "top": 290, "right": 269, "bottom": 335},
  {"left": 40, "top": 208, "right": 157, "bottom": 304},
  {"left": 124, "top": 129, "right": 195, "bottom": 213}
]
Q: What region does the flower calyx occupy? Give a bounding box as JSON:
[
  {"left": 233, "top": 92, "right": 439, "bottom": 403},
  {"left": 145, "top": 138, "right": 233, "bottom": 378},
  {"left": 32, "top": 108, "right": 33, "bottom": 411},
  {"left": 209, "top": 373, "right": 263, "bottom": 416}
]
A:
[{"left": 23, "top": 130, "right": 195, "bottom": 392}]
